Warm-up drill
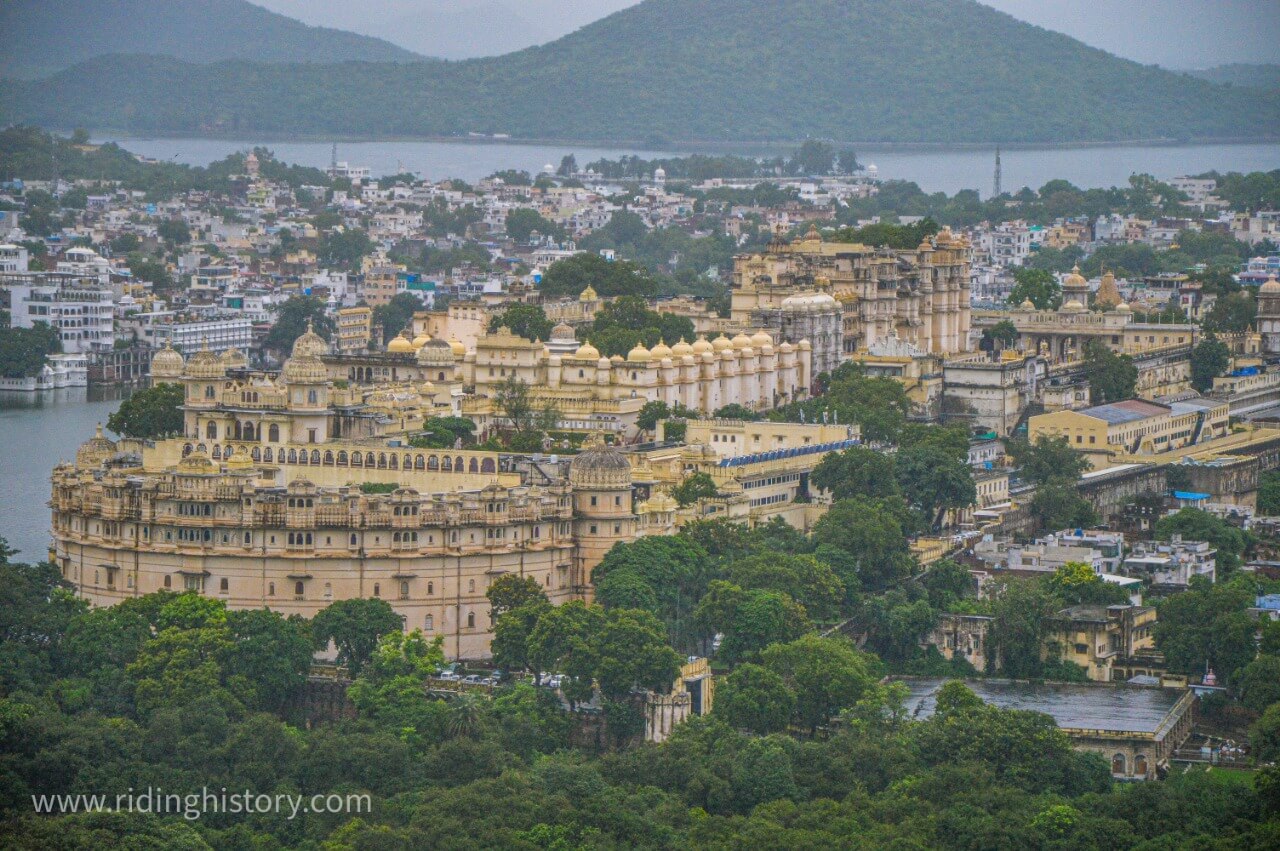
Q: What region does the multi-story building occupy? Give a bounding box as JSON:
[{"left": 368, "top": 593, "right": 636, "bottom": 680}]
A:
[
  {"left": 51, "top": 332, "right": 682, "bottom": 659},
  {"left": 730, "top": 224, "right": 971, "bottom": 363},
  {"left": 336, "top": 306, "right": 373, "bottom": 354},
  {"left": 1028, "top": 397, "right": 1230, "bottom": 469},
  {"left": 1044, "top": 604, "right": 1158, "bottom": 683},
  {"left": 0, "top": 243, "right": 30, "bottom": 273},
  {"left": 1122, "top": 537, "right": 1216, "bottom": 590},
  {"left": 153, "top": 316, "right": 254, "bottom": 355},
  {"left": 3, "top": 272, "right": 116, "bottom": 353}
]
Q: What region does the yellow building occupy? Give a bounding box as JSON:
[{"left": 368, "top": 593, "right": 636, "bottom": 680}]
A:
[
  {"left": 1028, "top": 397, "right": 1229, "bottom": 469},
  {"left": 336, "top": 306, "right": 373, "bottom": 354},
  {"left": 1045, "top": 605, "right": 1157, "bottom": 683}
]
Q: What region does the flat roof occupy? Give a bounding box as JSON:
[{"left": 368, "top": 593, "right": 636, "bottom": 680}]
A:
[
  {"left": 1081, "top": 398, "right": 1169, "bottom": 425},
  {"left": 897, "top": 678, "right": 1185, "bottom": 734}
]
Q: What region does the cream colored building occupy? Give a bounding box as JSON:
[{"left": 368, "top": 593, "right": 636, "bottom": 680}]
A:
[
  {"left": 54, "top": 333, "right": 698, "bottom": 659},
  {"left": 1028, "top": 397, "right": 1230, "bottom": 469},
  {"left": 336, "top": 306, "right": 373, "bottom": 354},
  {"left": 731, "top": 224, "right": 972, "bottom": 358}
]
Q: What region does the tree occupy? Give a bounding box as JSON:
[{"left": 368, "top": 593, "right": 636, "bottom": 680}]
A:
[
  {"left": 1204, "top": 291, "right": 1256, "bottom": 334},
  {"left": 506, "top": 209, "right": 563, "bottom": 243},
  {"left": 413, "top": 416, "right": 476, "bottom": 449},
  {"left": 1008, "top": 267, "right": 1061, "bottom": 310},
  {"left": 591, "top": 536, "right": 711, "bottom": 651},
  {"left": 493, "top": 375, "right": 557, "bottom": 441},
  {"left": 1008, "top": 435, "right": 1088, "bottom": 486},
  {"left": 694, "top": 582, "right": 810, "bottom": 663},
  {"left": 538, "top": 253, "right": 657, "bottom": 299},
  {"left": 812, "top": 498, "right": 915, "bottom": 591},
  {"left": 790, "top": 140, "right": 835, "bottom": 176},
  {"left": 370, "top": 292, "right": 423, "bottom": 343},
  {"left": 760, "top": 635, "right": 877, "bottom": 733},
  {"left": 810, "top": 446, "right": 901, "bottom": 501},
  {"left": 1154, "top": 580, "right": 1256, "bottom": 681},
  {"left": 491, "top": 600, "right": 551, "bottom": 676},
  {"left": 1251, "top": 703, "right": 1280, "bottom": 763},
  {"left": 1082, "top": 340, "right": 1137, "bottom": 403},
  {"left": 981, "top": 319, "right": 1019, "bottom": 351},
  {"left": 0, "top": 322, "right": 61, "bottom": 379},
  {"left": 714, "top": 663, "right": 796, "bottom": 735},
  {"left": 837, "top": 148, "right": 861, "bottom": 174},
  {"left": 1190, "top": 335, "right": 1231, "bottom": 393},
  {"left": 264, "top": 295, "right": 334, "bottom": 353},
  {"left": 106, "top": 382, "right": 183, "bottom": 439},
  {"left": 320, "top": 227, "right": 375, "bottom": 269},
  {"left": 713, "top": 404, "right": 760, "bottom": 421},
  {"left": 488, "top": 303, "right": 553, "bottom": 343},
  {"left": 1030, "top": 482, "right": 1098, "bottom": 532},
  {"left": 592, "top": 607, "right": 683, "bottom": 703},
  {"left": 486, "top": 574, "right": 548, "bottom": 621},
  {"left": 1260, "top": 470, "right": 1280, "bottom": 516},
  {"left": 671, "top": 472, "right": 720, "bottom": 507},
  {"left": 722, "top": 553, "right": 843, "bottom": 622},
  {"left": 1237, "top": 655, "right": 1280, "bottom": 712},
  {"left": 1155, "top": 508, "right": 1250, "bottom": 574},
  {"left": 894, "top": 445, "right": 976, "bottom": 525},
  {"left": 222, "top": 608, "right": 314, "bottom": 713},
  {"left": 311, "top": 598, "right": 404, "bottom": 675},
  {"left": 990, "top": 578, "right": 1060, "bottom": 678},
  {"left": 157, "top": 218, "right": 191, "bottom": 246}
]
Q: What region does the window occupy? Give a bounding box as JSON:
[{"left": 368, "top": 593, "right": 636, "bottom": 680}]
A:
[
  {"left": 424, "top": 614, "right": 434, "bottom": 631},
  {"left": 590, "top": 496, "right": 598, "bottom": 506},
  {"left": 373, "top": 583, "right": 380, "bottom": 597},
  {"left": 268, "top": 582, "right": 275, "bottom": 596},
  {"left": 1111, "top": 753, "right": 1127, "bottom": 775},
  {"left": 468, "top": 579, "right": 475, "bottom": 593},
  {"left": 219, "top": 577, "right": 229, "bottom": 593},
  {"left": 399, "top": 580, "right": 410, "bottom": 599},
  {"left": 206, "top": 421, "right": 217, "bottom": 439},
  {"left": 269, "top": 424, "right": 280, "bottom": 442},
  {"left": 466, "top": 612, "right": 475, "bottom": 629},
  {"left": 427, "top": 581, "right": 434, "bottom": 595},
  {"left": 164, "top": 575, "right": 172, "bottom": 588},
  {"left": 294, "top": 581, "right": 305, "bottom": 598}
]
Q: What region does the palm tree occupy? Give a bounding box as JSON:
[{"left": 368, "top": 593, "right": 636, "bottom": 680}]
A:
[{"left": 446, "top": 693, "right": 485, "bottom": 739}]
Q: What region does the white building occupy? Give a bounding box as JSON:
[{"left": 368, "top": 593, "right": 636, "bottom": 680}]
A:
[
  {"left": 1169, "top": 176, "right": 1217, "bottom": 205},
  {"left": 154, "top": 316, "right": 254, "bottom": 355},
  {"left": 1122, "top": 536, "right": 1216, "bottom": 589},
  {"left": 3, "top": 272, "right": 116, "bottom": 354},
  {"left": 0, "top": 243, "right": 29, "bottom": 273}
]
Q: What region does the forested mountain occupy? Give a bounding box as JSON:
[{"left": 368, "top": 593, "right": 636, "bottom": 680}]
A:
[
  {"left": 1190, "top": 64, "right": 1280, "bottom": 91},
  {"left": 2, "top": 0, "right": 1276, "bottom": 144},
  {"left": 0, "top": 0, "right": 424, "bottom": 79}
]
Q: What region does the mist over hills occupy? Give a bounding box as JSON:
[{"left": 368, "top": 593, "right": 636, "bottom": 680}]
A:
[
  {"left": 0, "top": 0, "right": 423, "bottom": 79},
  {"left": 2, "top": 0, "right": 1275, "bottom": 146}
]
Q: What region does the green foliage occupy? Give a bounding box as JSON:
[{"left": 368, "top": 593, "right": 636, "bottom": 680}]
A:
[
  {"left": 811, "top": 445, "right": 901, "bottom": 501},
  {"left": 773, "top": 362, "right": 911, "bottom": 443},
  {"left": 812, "top": 498, "right": 915, "bottom": 592},
  {"left": 1154, "top": 578, "right": 1257, "bottom": 682},
  {"left": 591, "top": 536, "right": 711, "bottom": 651},
  {"left": 1008, "top": 267, "right": 1061, "bottom": 310},
  {"left": 1237, "top": 655, "right": 1280, "bottom": 712},
  {"left": 712, "top": 403, "right": 760, "bottom": 421},
  {"left": 506, "top": 208, "right": 564, "bottom": 243},
  {"left": 760, "top": 635, "right": 877, "bottom": 733},
  {"left": 370, "top": 292, "right": 423, "bottom": 343},
  {"left": 320, "top": 227, "right": 375, "bottom": 270},
  {"left": 311, "top": 597, "right": 404, "bottom": 675},
  {"left": 1082, "top": 340, "right": 1138, "bottom": 404},
  {"left": 1155, "top": 508, "right": 1250, "bottom": 574},
  {"left": 1191, "top": 335, "right": 1232, "bottom": 393},
  {"left": 486, "top": 574, "right": 548, "bottom": 620},
  {"left": 411, "top": 416, "right": 477, "bottom": 449},
  {"left": 714, "top": 663, "right": 795, "bottom": 734},
  {"left": 671, "top": 472, "right": 719, "bottom": 507},
  {"left": 0, "top": 321, "right": 61, "bottom": 379},
  {"left": 538, "top": 253, "right": 657, "bottom": 299},
  {"left": 894, "top": 445, "right": 976, "bottom": 525},
  {"left": 1260, "top": 470, "right": 1280, "bottom": 516},
  {"left": 1008, "top": 434, "right": 1089, "bottom": 486},
  {"left": 722, "top": 553, "right": 843, "bottom": 622},
  {"left": 694, "top": 581, "right": 810, "bottom": 663},
  {"left": 829, "top": 217, "right": 939, "bottom": 249},
  {"left": 1030, "top": 482, "right": 1099, "bottom": 533},
  {"left": 263, "top": 295, "right": 334, "bottom": 353},
  {"left": 488, "top": 303, "right": 553, "bottom": 343},
  {"left": 106, "top": 383, "right": 184, "bottom": 439},
  {"left": 1205, "top": 291, "right": 1258, "bottom": 334},
  {"left": 588, "top": 295, "right": 695, "bottom": 357}
]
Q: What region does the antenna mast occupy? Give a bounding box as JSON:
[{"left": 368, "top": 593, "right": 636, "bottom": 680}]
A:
[{"left": 993, "top": 146, "right": 1002, "bottom": 199}]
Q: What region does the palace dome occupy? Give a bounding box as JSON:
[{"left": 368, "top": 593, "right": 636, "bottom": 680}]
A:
[
  {"left": 1019, "top": 298, "right": 1036, "bottom": 310},
  {"left": 574, "top": 340, "right": 600, "bottom": 360},
  {"left": 291, "top": 320, "right": 329, "bottom": 359},
  {"left": 1116, "top": 302, "right": 1132, "bottom": 313},
  {"left": 387, "top": 332, "right": 415, "bottom": 354},
  {"left": 150, "top": 340, "right": 185, "bottom": 380},
  {"left": 627, "top": 343, "right": 652, "bottom": 363},
  {"left": 569, "top": 437, "right": 631, "bottom": 488},
  {"left": 1062, "top": 299, "right": 1086, "bottom": 312},
  {"left": 671, "top": 338, "right": 694, "bottom": 357},
  {"left": 283, "top": 355, "right": 327, "bottom": 384},
  {"left": 691, "top": 336, "right": 713, "bottom": 355},
  {"left": 1261, "top": 274, "right": 1280, "bottom": 295},
  {"left": 650, "top": 339, "right": 673, "bottom": 359},
  {"left": 1063, "top": 264, "right": 1087, "bottom": 289},
  {"left": 185, "top": 339, "right": 225, "bottom": 379},
  {"left": 711, "top": 334, "right": 733, "bottom": 352},
  {"left": 220, "top": 347, "right": 248, "bottom": 369},
  {"left": 731, "top": 332, "right": 753, "bottom": 350},
  {"left": 551, "top": 322, "right": 576, "bottom": 341},
  {"left": 411, "top": 332, "right": 431, "bottom": 349},
  {"left": 417, "top": 338, "right": 454, "bottom": 365},
  {"left": 751, "top": 330, "right": 772, "bottom": 348},
  {"left": 448, "top": 336, "right": 466, "bottom": 356},
  {"left": 579, "top": 284, "right": 599, "bottom": 302}
]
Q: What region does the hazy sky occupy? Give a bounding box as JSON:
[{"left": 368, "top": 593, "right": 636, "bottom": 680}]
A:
[{"left": 254, "top": 0, "right": 1280, "bottom": 67}]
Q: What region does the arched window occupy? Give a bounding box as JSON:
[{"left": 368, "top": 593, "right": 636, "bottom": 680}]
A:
[
  {"left": 1111, "top": 754, "right": 1127, "bottom": 775},
  {"left": 294, "top": 581, "right": 304, "bottom": 598},
  {"left": 393, "top": 532, "right": 401, "bottom": 543},
  {"left": 442, "top": 456, "right": 453, "bottom": 471},
  {"left": 233, "top": 421, "right": 242, "bottom": 440},
  {"left": 206, "top": 421, "right": 218, "bottom": 439},
  {"left": 1133, "top": 754, "right": 1148, "bottom": 777},
  {"left": 263, "top": 448, "right": 273, "bottom": 462},
  {"left": 251, "top": 447, "right": 261, "bottom": 461},
  {"left": 466, "top": 612, "right": 475, "bottom": 629},
  {"left": 324, "top": 451, "right": 334, "bottom": 465},
  {"left": 481, "top": 458, "right": 496, "bottom": 474},
  {"left": 389, "top": 454, "right": 398, "bottom": 470},
  {"left": 378, "top": 453, "right": 387, "bottom": 469},
  {"left": 307, "top": 389, "right": 317, "bottom": 405},
  {"left": 350, "top": 533, "right": 357, "bottom": 546},
  {"left": 220, "top": 577, "right": 229, "bottom": 592},
  {"left": 469, "top": 458, "right": 478, "bottom": 473},
  {"left": 212, "top": 446, "right": 222, "bottom": 460},
  {"left": 427, "top": 581, "right": 434, "bottom": 595},
  {"left": 468, "top": 579, "right": 475, "bottom": 593},
  {"left": 352, "top": 452, "right": 363, "bottom": 467},
  {"left": 399, "top": 580, "right": 409, "bottom": 599},
  {"left": 297, "top": 450, "right": 307, "bottom": 465},
  {"left": 268, "top": 424, "right": 280, "bottom": 442},
  {"left": 424, "top": 614, "right": 434, "bottom": 631},
  {"left": 373, "top": 583, "right": 380, "bottom": 597},
  {"left": 403, "top": 454, "right": 412, "bottom": 470},
  {"left": 456, "top": 456, "right": 464, "bottom": 473},
  {"left": 414, "top": 455, "right": 425, "bottom": 470},
  {"left": 287, "top": 449, "right": 298, "bottom": 464},
  {"left": 427, "top": 455, "right": 439, "bottom": 471},
  {"left": 324, "top": 582, "right": 332, "bottom": 598},
  {"left": 338, "top": 451, "right": 348, "bottom": 465},
  {"left": 311, "top": 450, "right": 321, "bottom": 465},
  {"left": 205, "top": 385, "right": 215, "bottom": 399}
]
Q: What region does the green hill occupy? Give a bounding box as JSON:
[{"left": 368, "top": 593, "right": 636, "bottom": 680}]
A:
[
  {"left": 0, "top": 0, "right": 424, "bottom": 78},
  {"left": 1190, "top": 64, "right": 1280, "bottom": 91},
  {"left": 2, "top": 0, "right": 1276, "bottom": 145}
]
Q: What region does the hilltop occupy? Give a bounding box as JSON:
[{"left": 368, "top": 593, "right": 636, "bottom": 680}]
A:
[
  {"left": 1, "top": 0, "right": 1276, "bottom": 145},
  {"left": 0, "top": 0, "right": 424, "bottom": 79},
  {"left": 1190, "top": 64, "right": 1280, "bottom": 91}
]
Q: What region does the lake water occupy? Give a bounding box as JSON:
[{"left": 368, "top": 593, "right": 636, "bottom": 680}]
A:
[
  {"left": 0, "top": 387, "right": 133, "bottom": 561},
  {"left": 102, "top": 137, "right": 1279, "bottom": 195}
]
